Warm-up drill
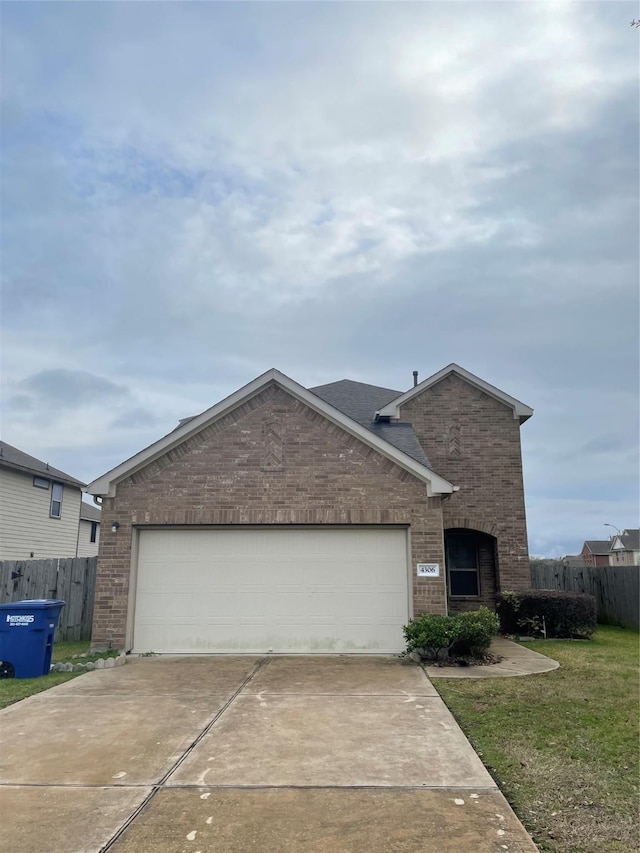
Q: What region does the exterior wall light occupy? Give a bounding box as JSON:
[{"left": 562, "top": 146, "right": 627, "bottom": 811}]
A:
[{"left": 111, "top": 521, "right": 120, "bottom": 533}]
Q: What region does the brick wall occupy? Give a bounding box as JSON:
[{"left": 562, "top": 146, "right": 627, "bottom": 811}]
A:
[
  {"left": 581, "top": 544, "right": 597, "bottom": 567},
  {"left": 92, "top": 385, "right": 446, "bottom": 649},
  {"left": 581, "top": 544, "right": 611, "bottom": 567},
  {"left": 399, "top": 374, "right": 530, "bottom": 597}
]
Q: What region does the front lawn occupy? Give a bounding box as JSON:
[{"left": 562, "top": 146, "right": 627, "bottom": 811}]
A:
[
  {"left": 0, "top": 640, "right": 91, "bottom": 709},
  {"left": 435, "top": 626, "right": 639, "bottom": 853}
]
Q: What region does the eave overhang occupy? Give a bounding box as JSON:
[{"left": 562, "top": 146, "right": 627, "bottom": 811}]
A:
[
  {"left": 376, "top": 363, "right": 533, "bottom": 424},
  {"left": 0, "top": 460, "right": 86, "bottom": 489},
  {"left": 87, "top": 369, "right": 456, "bottom": 498}
]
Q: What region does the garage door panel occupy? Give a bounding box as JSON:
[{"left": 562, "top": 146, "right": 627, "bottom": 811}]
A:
[{"left": 134, "top": 528, "right": 408, "bottom": 653}]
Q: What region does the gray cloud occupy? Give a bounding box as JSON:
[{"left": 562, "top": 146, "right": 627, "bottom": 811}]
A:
[
  {"left": 16, "top": 369, "right": 128, "bottom": 407},
  {"left": 0, "top": 1, "right": 637, "bottom": 555},
  {"left": 109, "top": 408, "right": 160, "bottom": 430},
  {"left": 579, "top": 435, "right": 636, "bottom": 456},
  {"left": 7, "top": 394, "right": 34, "bottom": 413}
]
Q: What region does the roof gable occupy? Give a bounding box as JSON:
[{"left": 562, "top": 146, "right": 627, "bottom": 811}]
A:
[
  {"left": 612, "top": 529, "right": 640, "bottom": 551},
  {"left": 376, "top": 364, "right": 534, "bottom": 424},
  {"left": 0, "top": 441, "right": 85, "bottom": 488},
  {"left": 87, "top": 369, "right": 455, "bottom": 497}
]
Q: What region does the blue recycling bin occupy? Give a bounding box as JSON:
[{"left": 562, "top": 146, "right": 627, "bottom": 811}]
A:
[{"left": 0, "top": 599, "right": 66, "bottom": 679}]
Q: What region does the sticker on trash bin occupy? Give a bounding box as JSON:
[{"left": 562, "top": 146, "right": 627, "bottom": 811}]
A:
[
  {"left": 416, "top": 563, "right": 440, "bottom": 577},
  {"left": 6, "top": 614, "right": 35, "bottom": 625}
]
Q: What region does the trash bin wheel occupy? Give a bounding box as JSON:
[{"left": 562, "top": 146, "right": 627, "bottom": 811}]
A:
[{"left": 0, "top": 660, "right": 16, "bottom": 679}]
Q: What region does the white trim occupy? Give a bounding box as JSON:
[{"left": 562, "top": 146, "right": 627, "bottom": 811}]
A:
[
  {"left": 405, "top": 527, "right": 414, "bottom": 622},
  {"left": 87, "top": 369, "right": 455, "bottom": 497},
  {"left": 376, "top": 364, "right": 534, "bottom": 423},
  {"left": 125, "top": 527, "right": 140, "bottom": 652},
  {"left": 610, "top": 536, "right": 624, "bottom": 551}
]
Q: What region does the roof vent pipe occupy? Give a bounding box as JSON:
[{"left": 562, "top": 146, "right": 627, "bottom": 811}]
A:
[{"left": 412, "top": 370, "right": 418, "bottom": 387}]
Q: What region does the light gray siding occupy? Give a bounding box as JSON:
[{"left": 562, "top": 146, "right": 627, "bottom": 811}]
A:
[
  {"left": 77, "top": 517, "right": 100, "bottom": 557},
  {"left": 0, "top": 467, "right": 82, "bottom": 559}
]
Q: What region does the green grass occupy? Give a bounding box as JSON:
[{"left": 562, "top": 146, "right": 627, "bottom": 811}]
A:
[
  {"left": 53, "top": 640, "right": 90, "bottom": 662},
  {"left": 0, "top": 670, "right": 86, "bottom": 709},
  {"left": 435, "top": 626, "right": 639, "bottom": 853},
  {"left": 0, "top": 640, "right": 118, "bottom": 709}
]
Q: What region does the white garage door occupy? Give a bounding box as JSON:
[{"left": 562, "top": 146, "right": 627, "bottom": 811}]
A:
[{"left": 133, "top": 527, "right": 409, "bottom": 654}]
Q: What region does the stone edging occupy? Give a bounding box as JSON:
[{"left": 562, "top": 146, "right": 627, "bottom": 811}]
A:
[{"left": 50, "top": 652, "right": 127, "bottom": 673}]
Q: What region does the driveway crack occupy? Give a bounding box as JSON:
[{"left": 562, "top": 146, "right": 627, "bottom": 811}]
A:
[{"left": 99, "top": 656, "right": 270, "bottom": 852}]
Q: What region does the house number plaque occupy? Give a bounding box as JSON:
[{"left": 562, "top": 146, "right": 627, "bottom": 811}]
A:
[{"left": 416, "top": 563, "right": 440, "bottom": 577}]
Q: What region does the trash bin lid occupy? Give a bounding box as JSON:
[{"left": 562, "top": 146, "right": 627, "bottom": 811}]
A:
[{"left": 0, "top": 599, "right": 65, "bottom": 610}]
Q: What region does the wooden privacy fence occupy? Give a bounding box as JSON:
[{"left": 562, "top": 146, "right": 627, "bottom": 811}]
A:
[
  {"left": 530, "top": 563, "right": 639, "bottom": 631},
  {"left": 0, "top": 557, "right": 97, "bottom": 641}
]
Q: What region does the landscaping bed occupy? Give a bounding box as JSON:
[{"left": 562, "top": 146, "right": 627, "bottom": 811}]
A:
[
  {"left": 425, "top": 650, "right": 503, "bottom": 667},
  {"left": 435, "top": 626, "right": 639, "bottom": 853}
]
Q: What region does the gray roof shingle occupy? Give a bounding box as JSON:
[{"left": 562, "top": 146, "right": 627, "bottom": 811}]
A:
[
  {"left": 0, "top": 441, "right": 85, "bottom": 488},
  {"left": 584, "top": 540, "right": 611, "bottom": 556},
  {"left": 309, "top": 379, "right": 432, "bottom": 469},
  {"left": 618, "top": 529, "right": 640, "bottom": 551},
  {"left": 80, "top": 502, "right": 102, "bottom": 522},
  {"left": 309, "top": 380, "right": 402, "bottom": 424}
]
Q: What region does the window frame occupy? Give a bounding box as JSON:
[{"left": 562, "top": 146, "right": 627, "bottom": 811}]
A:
[
  {"left": 445, "top": 531, "right": 481, "bottom": 598},
  {"left": 50, "top": 482, "right": 64, "bottom": 518},
  {"left": 90, "top": 521, "right": 98, "bottom": 543},
  {"left": 33, "top": 476, "right": 50, "bottom": 489}
]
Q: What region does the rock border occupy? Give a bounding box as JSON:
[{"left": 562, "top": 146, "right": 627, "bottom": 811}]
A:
[{"left": 50, "top": 652, "right": 127, "bottom": 673}]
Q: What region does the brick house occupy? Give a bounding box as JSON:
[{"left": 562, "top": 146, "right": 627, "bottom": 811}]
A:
[
  {"left": 87, "top": 364, "right": 533, "bottom": 653},
  {"left": 580, "top": 540, "right": 611, "bottom": 567}
]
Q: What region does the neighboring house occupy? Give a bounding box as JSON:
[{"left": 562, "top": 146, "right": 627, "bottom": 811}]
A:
[
  {"left": 609, "top": 529, "right": 640, "bottom": 566},
  {"left": 580, "top": 540, "right": 611, "bottom": 567},
  {"left": 562, "top": 555, "right": 586, "bottom": 569},
  {"left": 77, "top": 502, "right": 102, "bottom": 558},
  {"left": 0, "top": 441, "right": 94, "bottom": 560},
  {"left": 87, "top": 363, "right": 534, "bottom": 654}
]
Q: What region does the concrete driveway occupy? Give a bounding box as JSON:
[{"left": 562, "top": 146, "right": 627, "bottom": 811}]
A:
[{"left": 0, "top": 656, "right": 537, "bottom": 852}]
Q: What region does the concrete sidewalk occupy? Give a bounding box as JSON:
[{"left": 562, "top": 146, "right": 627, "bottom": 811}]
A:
[
  {"left": 424, "top": 636, "right": 560, "bottom": 678},
  {"left": 0, "top": 655, "right": 539, "bottom": 852}
]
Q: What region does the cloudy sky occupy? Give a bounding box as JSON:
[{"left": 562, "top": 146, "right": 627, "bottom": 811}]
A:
[{"left": 1, "top": 2, "right": 638, "bottom": 556}]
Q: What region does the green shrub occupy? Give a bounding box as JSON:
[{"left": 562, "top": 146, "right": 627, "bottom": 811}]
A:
[
  {"left": 403, "top": 614, "right": 458, "bottom": 659},
  {"left": 450, "top": 608, "right": 500, "bottom": 657},
  {"left": 403, "top": 608, "right": 498, "bottom": 660},
  {"left": 496, "top": 589, "right": 597, "bottom": 639}
]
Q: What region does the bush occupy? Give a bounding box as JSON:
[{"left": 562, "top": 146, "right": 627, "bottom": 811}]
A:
[
  {"left": 403, "top": 608, "right": 499, "bottom": 661},
  {"left": 403, "top": 614, "right": 458, "bottom": 659},
  {"left": 451, "top": 608, "right": 500, "bottom": 657},
  {"left": 496, "top": 589, "right": 597, "bottom": 639}
]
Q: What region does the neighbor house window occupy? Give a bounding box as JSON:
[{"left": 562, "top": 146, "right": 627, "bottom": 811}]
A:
[
  {"left": 446, "top": 532, "right": 480, "bottom": 596},
  {"left": 33, "top": 476, "right": 50, "bottom": 489},
  {"left": 50, "top": 482, "right": 63, "bottom": 518},
  {"left": 90, "top": 521, "right": 98, "bottom": 543}
]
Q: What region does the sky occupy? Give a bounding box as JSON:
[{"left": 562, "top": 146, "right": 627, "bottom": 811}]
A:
[{"left": 1, "top": 1, "right": 638, "bottom": 557}]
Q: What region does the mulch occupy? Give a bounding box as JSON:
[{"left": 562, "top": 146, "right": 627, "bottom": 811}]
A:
[{"left": 426, "top": 651, "right": 504, "bottom": 668}]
